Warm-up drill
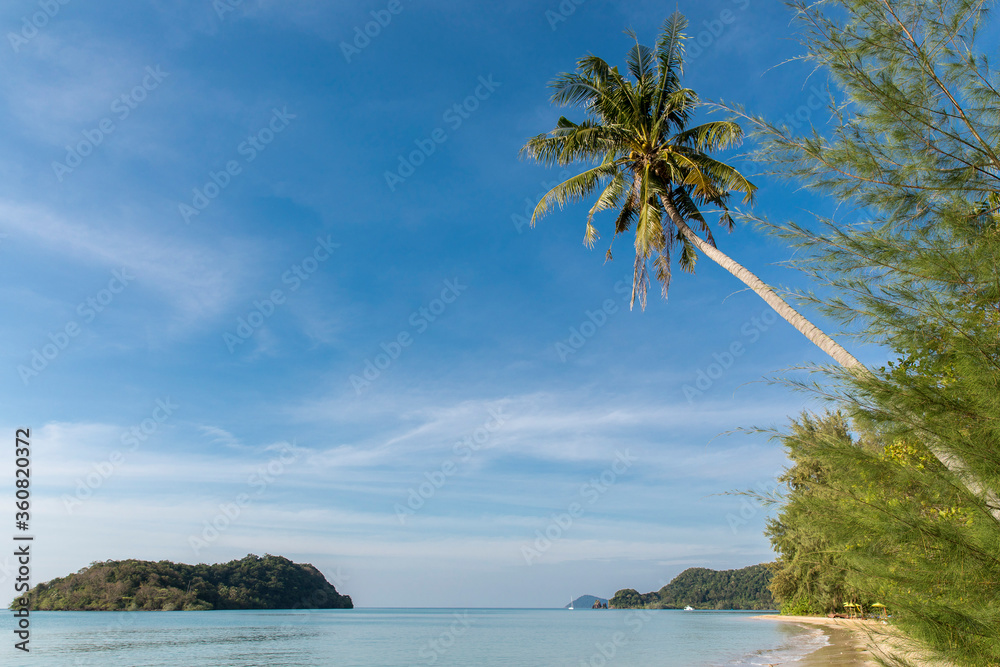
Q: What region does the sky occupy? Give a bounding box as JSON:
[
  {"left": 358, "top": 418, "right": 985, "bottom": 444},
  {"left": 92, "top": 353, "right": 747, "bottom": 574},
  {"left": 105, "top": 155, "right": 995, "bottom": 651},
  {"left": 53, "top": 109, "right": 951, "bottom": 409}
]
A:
[{"left": 0, "top": 0, "right": 886, "bottom": 608}]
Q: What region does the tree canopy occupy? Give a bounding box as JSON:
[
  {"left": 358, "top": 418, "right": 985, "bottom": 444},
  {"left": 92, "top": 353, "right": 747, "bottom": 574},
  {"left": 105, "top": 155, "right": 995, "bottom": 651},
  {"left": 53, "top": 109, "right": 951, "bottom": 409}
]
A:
[
  {"left": 10, "top": 554, "right": 353, "bottom": 612},
  {"left": 521, "top": 12, "right": 861, "bottom": 366},
  {"left": 741, "top": 0, "right": 1000, "bottom": 663},
  {"left": 610, "top": 564, "right": 775, "bottom": 610}
]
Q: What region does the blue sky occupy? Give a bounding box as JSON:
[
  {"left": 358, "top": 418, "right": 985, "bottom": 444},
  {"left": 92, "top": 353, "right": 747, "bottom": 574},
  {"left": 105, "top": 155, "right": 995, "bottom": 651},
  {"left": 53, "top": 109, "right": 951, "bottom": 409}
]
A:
[{"left": 0, "top": 0, "right": 883, "bottom": 608}]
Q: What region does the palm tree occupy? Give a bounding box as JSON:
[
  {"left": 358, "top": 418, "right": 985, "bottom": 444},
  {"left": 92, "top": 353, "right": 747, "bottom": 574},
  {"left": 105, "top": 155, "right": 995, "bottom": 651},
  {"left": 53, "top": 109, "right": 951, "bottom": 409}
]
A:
[{"left": 520, "top": 13, "right": 861, "bottom": 369}]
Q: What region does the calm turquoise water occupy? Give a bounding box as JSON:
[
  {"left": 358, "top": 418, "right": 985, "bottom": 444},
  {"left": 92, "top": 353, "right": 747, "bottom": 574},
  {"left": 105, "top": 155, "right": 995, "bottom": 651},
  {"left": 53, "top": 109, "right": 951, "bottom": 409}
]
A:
[{"left": 4, "top": 609, "right": 826, "bottom": 666}]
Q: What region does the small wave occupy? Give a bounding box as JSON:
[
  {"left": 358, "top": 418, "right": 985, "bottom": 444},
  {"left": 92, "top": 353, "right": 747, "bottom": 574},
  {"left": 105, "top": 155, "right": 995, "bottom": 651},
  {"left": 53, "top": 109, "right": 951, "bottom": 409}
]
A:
[{"left": 726, "top": 627, "right": 829, "bottom": 666}]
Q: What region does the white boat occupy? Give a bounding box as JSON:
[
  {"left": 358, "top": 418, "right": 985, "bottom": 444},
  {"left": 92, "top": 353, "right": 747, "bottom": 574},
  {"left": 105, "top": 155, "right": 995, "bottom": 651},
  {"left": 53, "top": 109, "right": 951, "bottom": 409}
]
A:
[
  {"left": 568, "top": 597, "right": 574, "bottom": 610},
  {"left": 683, "top": 605, "right": 694, "bottom": 611}
]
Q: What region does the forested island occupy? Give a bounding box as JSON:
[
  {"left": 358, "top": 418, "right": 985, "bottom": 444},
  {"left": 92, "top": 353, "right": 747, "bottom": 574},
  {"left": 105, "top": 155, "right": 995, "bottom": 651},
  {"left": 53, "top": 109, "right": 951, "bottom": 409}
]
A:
[
  {"left": 564, "top": 595, "right": 609, "bottom": 609},
  {"left": 610, "top": 564, "right": 774, "bottom": 610},
  {"left": 9, "top": 554, "right": 353, "bottom": 611}
]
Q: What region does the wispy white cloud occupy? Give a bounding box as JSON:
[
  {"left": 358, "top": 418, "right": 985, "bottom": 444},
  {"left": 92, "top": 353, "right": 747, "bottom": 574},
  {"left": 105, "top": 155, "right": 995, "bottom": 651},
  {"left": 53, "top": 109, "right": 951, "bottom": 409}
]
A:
[
  {"left": 197, "top": 424, "right": 242, "bottom": 448},
  {"left": 0, "top": 38, "right": 136, "bottom": 142},
  {"left": 29, "top": 421, "right": 121, "bottom": 457},
  {"left": 0, "top": 200, "right": 255, "bottom": 331},
  {"left": 285, "top": 387, "right": 806, "bottom": 470}
]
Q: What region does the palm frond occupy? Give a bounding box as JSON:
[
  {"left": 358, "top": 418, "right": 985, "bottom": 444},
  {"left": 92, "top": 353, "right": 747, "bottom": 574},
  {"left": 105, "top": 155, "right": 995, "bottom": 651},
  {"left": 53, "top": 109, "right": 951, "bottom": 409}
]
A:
[
  {"left": 625, "top": 30, "right": 657, "bottom": 86},
  {"left": 656, "top": 88, "right": 698, "bottom": 136},
  {"left": 670, "top": 187, "right": 713, "bottom": 241},
  {"left": 654, "top": 247, "right": 673, "bottom": 300},
  {"left": 550, "top": 72, "right": 604, "bottom": 109},
  {"left": 674, "top": 120, "right": 746, "bottom": 153},
  {"left": 531, "top": 163, "right": 619, "bottom": 225},
  {"left": 656, "top": 13, "right": 687, "bottom": 81},
  {"left": 613, "top": 197, "right": 638, "bottom": 235},
  {"left": 631, "top": 252, "right": 649, "bottom": 310},
  {"left": 587, "top": 167, "right": 627, "bottom": 247},
  {"left": 669, "top": 149, "right": 757, "bottom": 204},
  {"left": 634, "top": 164, "right": 655, "bottom": 258},
  {"left": 520, "top": 119, "right": 625, "bottom": 167},
  {"left": 678, "top": 234, "right": 698, "bottom": 273},
  {"left": 521, "top": 11, "right": 757, "bottom": 300}
]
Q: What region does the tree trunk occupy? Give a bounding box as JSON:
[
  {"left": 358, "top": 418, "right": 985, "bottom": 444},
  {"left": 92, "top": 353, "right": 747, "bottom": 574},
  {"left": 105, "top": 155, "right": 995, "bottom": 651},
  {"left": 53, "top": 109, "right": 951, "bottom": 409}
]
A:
[
  {"left": 660, "top": 196, "right": 1000, "bottom": 523},
  {"left": 926, "top": 445, "right": 1000, "bottom": 523},
  {"left": 659, "top": 197, "right": 862, "bottom": 368}
]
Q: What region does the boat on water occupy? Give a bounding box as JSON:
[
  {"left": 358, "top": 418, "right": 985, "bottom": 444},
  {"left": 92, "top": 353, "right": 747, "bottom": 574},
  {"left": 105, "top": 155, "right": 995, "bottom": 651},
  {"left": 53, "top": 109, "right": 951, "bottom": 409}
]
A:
[
  {"left": 568, "top": 597, "right": 574, "bottom": 610},
  {"left": 683, "top": 605, "right": 694, "bottom": 611}
]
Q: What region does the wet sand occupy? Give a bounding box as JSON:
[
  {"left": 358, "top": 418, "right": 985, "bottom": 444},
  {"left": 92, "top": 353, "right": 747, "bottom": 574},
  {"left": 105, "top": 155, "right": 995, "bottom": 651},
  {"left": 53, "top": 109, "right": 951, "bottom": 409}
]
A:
[
  {"left": 798, "top": 626, "right": 876, "bottom": 666},
  {"left": 752, "top": 615, "right": 917, "bottom": 666}
]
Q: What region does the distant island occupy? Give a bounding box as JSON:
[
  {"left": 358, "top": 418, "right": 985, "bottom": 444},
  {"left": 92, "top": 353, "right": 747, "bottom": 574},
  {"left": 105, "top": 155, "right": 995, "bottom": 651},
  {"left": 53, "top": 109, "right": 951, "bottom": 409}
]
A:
[
  {"left": 565, "top": 595, "right": 608, "bottom": 609},
  {"left": 9, "top": 554, "right": 353, "bottom": 611},
  {"left": 610, "top": 564, "right": 774, "bottom": 610}
]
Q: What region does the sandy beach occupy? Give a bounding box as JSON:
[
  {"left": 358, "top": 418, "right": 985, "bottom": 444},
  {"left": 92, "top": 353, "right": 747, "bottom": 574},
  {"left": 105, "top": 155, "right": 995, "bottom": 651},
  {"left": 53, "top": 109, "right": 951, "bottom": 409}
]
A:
[{"left": 752, "top": 615, "right": 942, "bottom": 666}]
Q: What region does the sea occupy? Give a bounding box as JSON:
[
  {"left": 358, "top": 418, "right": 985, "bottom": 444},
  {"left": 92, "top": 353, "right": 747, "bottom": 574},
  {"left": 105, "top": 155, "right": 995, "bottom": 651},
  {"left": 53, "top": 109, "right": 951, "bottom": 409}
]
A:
[{"left": 5, "top": 609, "right": 828, "bottom": 666}]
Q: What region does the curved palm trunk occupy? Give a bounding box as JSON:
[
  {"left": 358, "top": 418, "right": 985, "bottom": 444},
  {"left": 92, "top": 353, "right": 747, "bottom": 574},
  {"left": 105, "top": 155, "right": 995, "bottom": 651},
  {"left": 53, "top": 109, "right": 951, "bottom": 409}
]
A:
[
  {"left": 926, "top": 446, "right": 1000, "bottom": 522},
  {"left": 660, "top": 198, "right": 862, "bottom": 368},
  {"left": 661, "top": 198, "right": 1000, "bottom": 523}
]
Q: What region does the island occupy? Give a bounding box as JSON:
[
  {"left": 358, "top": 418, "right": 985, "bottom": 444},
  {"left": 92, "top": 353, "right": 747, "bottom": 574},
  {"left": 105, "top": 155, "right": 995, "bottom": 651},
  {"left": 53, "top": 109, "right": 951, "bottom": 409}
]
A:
[
  {"left": 9, "top": 554, "right": 353, "bottom": 611},
  {"left": 564, "top": 595, "right": 609, "bottom": 609},
  {"left": 610, "top": 564, "right": 774, "bottom": 610}
]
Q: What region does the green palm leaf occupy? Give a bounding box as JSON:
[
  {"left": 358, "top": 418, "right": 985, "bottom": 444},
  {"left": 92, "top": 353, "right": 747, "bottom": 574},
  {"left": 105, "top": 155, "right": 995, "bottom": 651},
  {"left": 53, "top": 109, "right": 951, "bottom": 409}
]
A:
[
  {"left": 519, "top": 13, "right": 757, "bottom": 308},
  {"left": 531, "top": 162, "right": 621, "bottom": 225}
]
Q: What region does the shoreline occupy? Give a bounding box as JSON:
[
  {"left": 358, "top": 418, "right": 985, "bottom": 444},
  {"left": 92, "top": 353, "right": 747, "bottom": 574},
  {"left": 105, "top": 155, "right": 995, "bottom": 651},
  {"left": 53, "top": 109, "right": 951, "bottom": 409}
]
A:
[
  {"left": 751, "top": 615, "right": 883, "bottom": 666},
  {"left": 752, "top": 615, "right": 947, "bottom": 666}
]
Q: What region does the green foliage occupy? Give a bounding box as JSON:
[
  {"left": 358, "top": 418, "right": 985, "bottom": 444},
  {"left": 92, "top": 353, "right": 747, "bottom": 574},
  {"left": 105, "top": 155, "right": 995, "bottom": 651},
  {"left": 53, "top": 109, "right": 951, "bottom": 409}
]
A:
[
  {"left": 779, "top": 596, "right": 824, "bottom": 617},
  {"left": 766, "top": 411, "right": 1000, "bottom": 662},
  {"left": 9, "top": 554, "right": 352, "bottom": 612},
  {"left": 520, "top": 13, "right": 756, "bottom": 309},
  {"left": 735, "top": 1, "right": 1000, "bottom": 663},
  {"left": 766, "top": 413, "right": 863, "bottom": 616},
  {"left": 608, "top": 588, "right": 658, "bottom": 609},
  {"left": 610, "top": 564, "right": 774, "bottom": 610}
]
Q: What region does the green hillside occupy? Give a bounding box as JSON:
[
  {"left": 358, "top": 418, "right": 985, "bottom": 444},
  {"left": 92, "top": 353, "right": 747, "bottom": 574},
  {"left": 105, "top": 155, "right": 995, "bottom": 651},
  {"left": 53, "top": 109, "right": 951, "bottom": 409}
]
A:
[
  {"left": 10, "top": 554, "right": 353, "bottom": 611},
  {"left": 610, "top": 564, "right": 774, "bottom": 610},
  {"left": 566, "top": 595, "right": 609, "bottom": 609}
]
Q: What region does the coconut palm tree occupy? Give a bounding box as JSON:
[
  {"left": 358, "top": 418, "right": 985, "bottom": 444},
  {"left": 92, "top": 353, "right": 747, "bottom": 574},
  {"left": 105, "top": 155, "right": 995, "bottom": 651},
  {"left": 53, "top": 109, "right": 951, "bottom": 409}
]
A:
[{"left": 520, "top": 13, "right": 861, "bottom": 369}]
